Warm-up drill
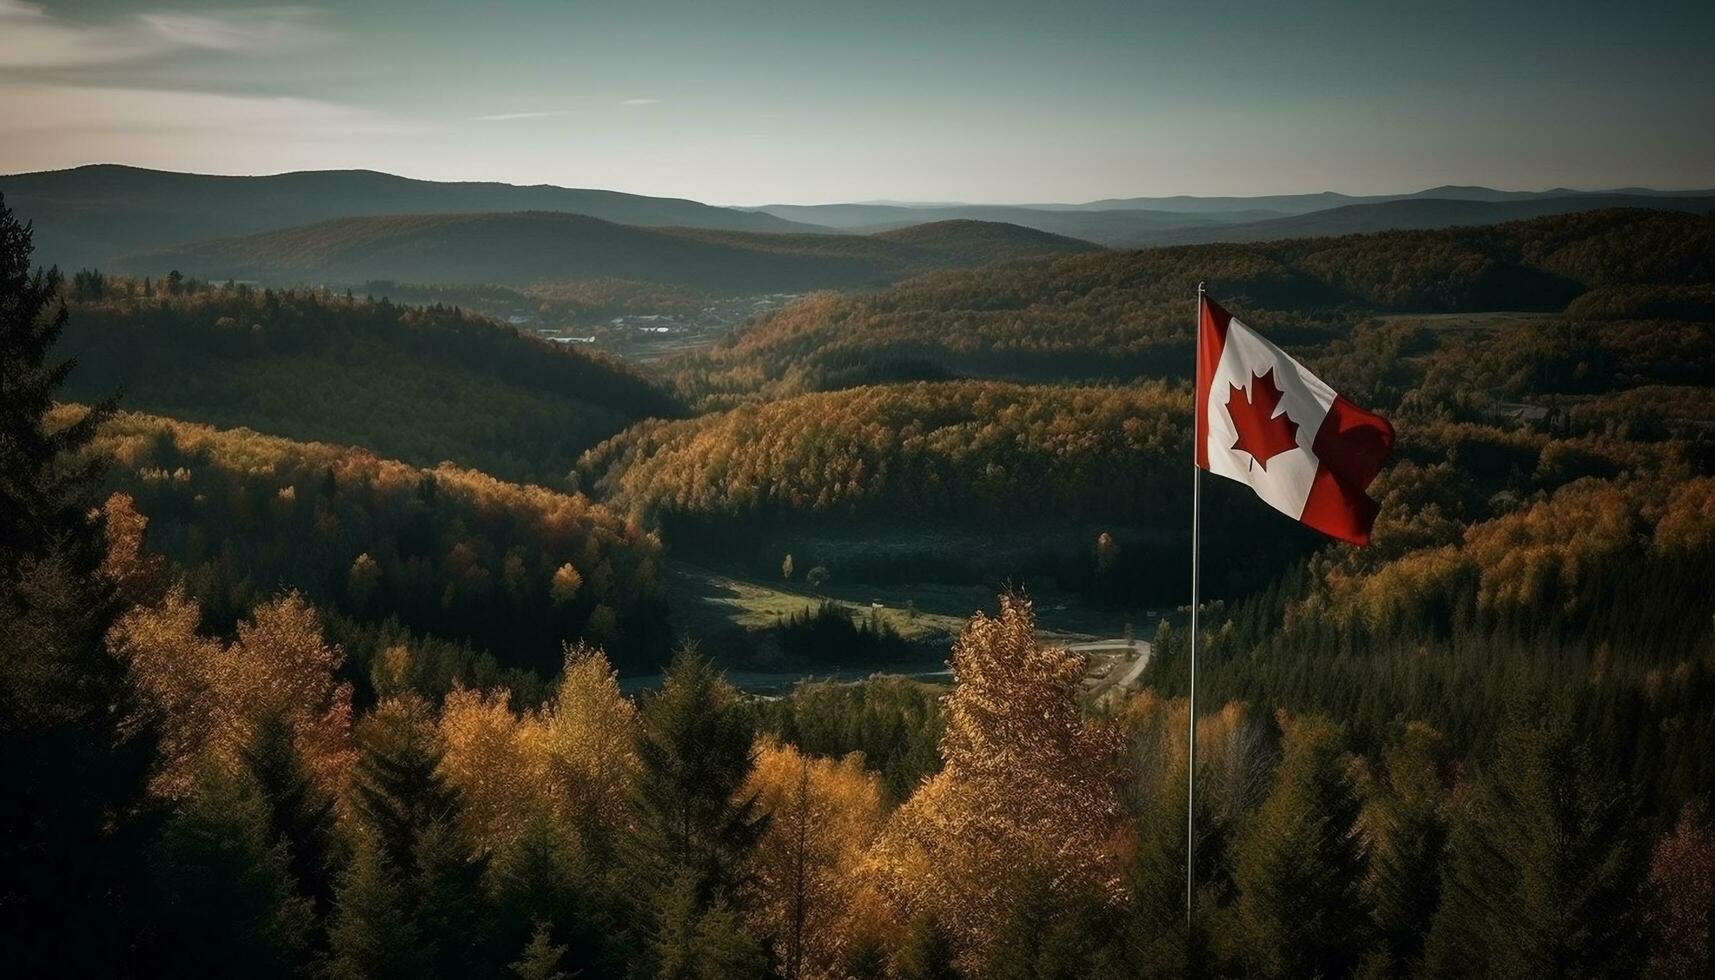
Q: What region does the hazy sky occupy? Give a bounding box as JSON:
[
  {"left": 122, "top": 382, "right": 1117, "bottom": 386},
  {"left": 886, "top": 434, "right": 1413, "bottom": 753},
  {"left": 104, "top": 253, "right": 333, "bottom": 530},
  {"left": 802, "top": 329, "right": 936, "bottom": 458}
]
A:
[{"left": 2, "top": 0, "right": 1712, "bottom": 204}]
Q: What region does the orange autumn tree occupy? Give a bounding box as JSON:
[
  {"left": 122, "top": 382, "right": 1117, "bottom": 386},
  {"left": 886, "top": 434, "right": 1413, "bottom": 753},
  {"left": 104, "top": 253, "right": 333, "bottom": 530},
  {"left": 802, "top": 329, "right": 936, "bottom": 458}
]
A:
[
  {"left": 435, "top": 643, "right": 637, "bottom": 861},
  {"left": 110, "top": 588, "right": 353, "bottom": 801},
  {"left": 438, "top": 686, "right": 540, "bottom": 857},
  {"left": 868, "top": 594, "right": 1126, "bottom": 963},
  {"left": 745, "top": 739, "right": 884, "bottom": 980},
  {"left": 536, "top": 642, "right": 637, "bottom": 859}
]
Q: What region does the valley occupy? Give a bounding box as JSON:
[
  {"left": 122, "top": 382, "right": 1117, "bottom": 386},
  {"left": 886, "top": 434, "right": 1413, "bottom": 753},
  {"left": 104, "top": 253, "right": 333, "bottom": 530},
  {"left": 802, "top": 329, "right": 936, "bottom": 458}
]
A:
[{"left": 6, "top": 4, "right": 1713, "bottom": 975}]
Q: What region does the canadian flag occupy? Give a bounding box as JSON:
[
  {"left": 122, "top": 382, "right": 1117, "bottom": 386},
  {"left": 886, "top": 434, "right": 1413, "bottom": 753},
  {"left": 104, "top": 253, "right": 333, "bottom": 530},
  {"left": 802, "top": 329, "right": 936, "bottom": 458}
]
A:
[{"left": 1196, "top": 293, "right": 1395, "bottom": 545}]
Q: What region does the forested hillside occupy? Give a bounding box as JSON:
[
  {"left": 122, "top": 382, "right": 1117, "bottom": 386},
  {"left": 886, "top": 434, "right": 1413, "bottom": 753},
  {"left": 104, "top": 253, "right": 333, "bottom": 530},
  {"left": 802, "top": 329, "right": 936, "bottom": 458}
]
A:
[
  {"left": 119, "top": 212, "right": 1098, "bottom": 292},
  {"left": 54, "top": 276, "right": 680, "bottom": 484},
  {"left": 674, "top": 208, "right": 1715, "bottom": 406},
  {"left": 67, "top": 406, "right": 670, "bottom": 678}
]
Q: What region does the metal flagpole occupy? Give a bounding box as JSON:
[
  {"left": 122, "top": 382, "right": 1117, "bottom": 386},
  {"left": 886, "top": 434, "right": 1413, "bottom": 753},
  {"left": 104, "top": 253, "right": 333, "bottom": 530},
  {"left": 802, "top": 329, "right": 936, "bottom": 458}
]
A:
[{"left": 1186, "top": 281, "right": 1205, "bottom": 923}]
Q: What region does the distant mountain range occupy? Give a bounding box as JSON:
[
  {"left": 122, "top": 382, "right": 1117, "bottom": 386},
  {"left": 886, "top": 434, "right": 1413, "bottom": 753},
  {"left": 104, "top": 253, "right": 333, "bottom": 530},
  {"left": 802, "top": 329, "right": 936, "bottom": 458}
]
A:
[
  {"left": 0, "top": 164, "right": 823, "bottom": 269},
  {"left": 5, "top": 164, "right": 1713, "bottom": 278},
  {"left": 1124, "top": 194, "right": 1715, "bottom": 246},
  {"left": 748, "top": 188, "right": 1715, "bottom": 246},
  {"left": 835, "top": 184, "right": 1715, "bottom": 216},
  {"left": 119, "top": 213, "right": 1098, "bottom": 291}
]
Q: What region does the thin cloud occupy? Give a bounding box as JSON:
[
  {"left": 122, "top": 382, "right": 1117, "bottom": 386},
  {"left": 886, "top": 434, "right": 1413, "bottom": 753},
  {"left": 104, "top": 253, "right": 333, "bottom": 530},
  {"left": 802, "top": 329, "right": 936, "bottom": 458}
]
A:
[
  {"left": 0, "top": 84, "right": 419, "bottom": 138},
  {"left": 0, "top": 3, "right": 321, "bottom": 70},
  {"left": 619, "top": 98, "right": 659, "bottom": 106},
  {"left": 138, "top": 8, "right": 323, "bottom": 54},
  {"left": 476, "top": 110, "right": 567, "bottom": 121}
]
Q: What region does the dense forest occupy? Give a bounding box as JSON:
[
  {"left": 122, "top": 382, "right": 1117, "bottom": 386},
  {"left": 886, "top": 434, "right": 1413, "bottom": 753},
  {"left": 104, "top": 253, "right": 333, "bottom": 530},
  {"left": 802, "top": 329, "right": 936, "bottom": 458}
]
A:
[
  {"left": 120, "top": 212, "right": 1098, "bottom": 293},
  {"left": 53, "top": 273, "right": 679, "bottom": 484},
  {"left": 69, "top": 406, "right": 670, "bottom": 679},
  {"left": 6, "top": 186, "right": 1715, "bottom": 980},
  {"left": 673, "top": 208, "right": 1715, "bottom": 407}
]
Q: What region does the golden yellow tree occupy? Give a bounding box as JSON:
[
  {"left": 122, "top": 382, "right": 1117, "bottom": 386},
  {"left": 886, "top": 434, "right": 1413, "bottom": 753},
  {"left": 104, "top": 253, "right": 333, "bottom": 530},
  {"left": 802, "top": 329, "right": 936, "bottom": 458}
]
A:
[
  {"left": 536, "top": 642, "right": 637, "bottom": 858},
  {"left": 438, "top": 686, "right": 541, "bottom": 857},
  {"left": 868, "top": 594, "right": 1126, "bottom": 963},
  {"left": 110, "top": 586, "right": 223, "bottom": 798},
  {"left": 745, "top": 739, "right": 884, "bottom": 980},
  {"left": 109, "top": 589, "right": 353, "bottom": 800}
]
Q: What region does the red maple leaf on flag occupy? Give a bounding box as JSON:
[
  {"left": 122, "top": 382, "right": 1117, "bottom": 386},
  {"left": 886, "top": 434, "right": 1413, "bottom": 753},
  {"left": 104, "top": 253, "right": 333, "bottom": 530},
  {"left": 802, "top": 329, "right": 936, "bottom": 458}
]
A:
[{"left": 1226, "top": 369, "right": 1300, "bottom": 470}]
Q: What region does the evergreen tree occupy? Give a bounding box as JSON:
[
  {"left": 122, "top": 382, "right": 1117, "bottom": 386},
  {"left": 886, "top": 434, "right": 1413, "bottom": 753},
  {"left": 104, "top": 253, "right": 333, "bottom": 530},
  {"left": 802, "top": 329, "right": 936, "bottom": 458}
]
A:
[
  {"left": 511, "top": 922, "right": 573, "bottom": 980},
  {"left": 1420, "top": 712, "right": 1647, "bottom": 980},
  {"left": 490, "top": 812, "right": 612, "bottom": 976},
  {"left": 412, "top": 816, "right": 495, "bottom": 977},
  {"left": 0, "top": 192, "right": 155, "bottom": 974},
  {"left": 145, "top": 764, "right": 314, "bottom": 979},
  {"left": 648, "top": 873, "right": 768, "bottom": 980},
  {"left": 1125, "top": 781, "right": 1216, "bottom": 979},
  {"left": 1360, "top": 722, "right": 1451, "bottom": 978},
  {"left": 332, "top": 694, "right": 493, "bottom": 978},
  {"left": 840, "top": 932, "right": 888, "bottom": 980},
  {"left": 626, "top": 645, "right": 767, "bottom": 976},
  {"left": 328, "top": 839, "right": 429, "bottom": 980},
  {"left": 983, "top": 871, "right": 1128, "bottom": 980},
  {"left": 349, "top": 695, "right": 461, "bottom": 873},
  {"left": 1232, "top": 715, "right": 1370, "bottom": 980},
  {"left": 242, "top": 707, "right": 339, "bottom": 927}
]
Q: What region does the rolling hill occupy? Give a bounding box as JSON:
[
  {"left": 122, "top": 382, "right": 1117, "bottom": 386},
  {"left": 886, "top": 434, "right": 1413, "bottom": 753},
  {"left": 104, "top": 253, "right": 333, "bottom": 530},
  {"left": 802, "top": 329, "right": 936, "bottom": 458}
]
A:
[
  {"left": 78, "top": 406, "right": 671, "bottom": 673},
  {"left": 671, "top": 207, "right": 1715, "bottom": 405},
  {"left": 116, "top": 213, "right": 1101, "bottom": 291},
  {"left": 1055, "top": 183, "right": 1715, "bottom": 214},
  {"left": 747, "top": 201, "right": 1245, "bottom": 245},
  {"left": 753, "top": 191, "right": 1715, "bottom": 247},
  {"left": 1126, "top": 194, "right": 1715, "bottom": 245},
  {"left": 0, "top": 164, "right": 828, "bottom": 269},
  {"left": 57, "top": 285, "right": 682, "bottom": 485}
]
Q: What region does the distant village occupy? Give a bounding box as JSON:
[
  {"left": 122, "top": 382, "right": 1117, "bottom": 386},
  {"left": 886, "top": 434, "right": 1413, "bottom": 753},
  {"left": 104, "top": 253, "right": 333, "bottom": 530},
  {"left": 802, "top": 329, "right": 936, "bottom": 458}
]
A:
[{"left": 535, "top": 292, "right": 802, "bottom": 358}]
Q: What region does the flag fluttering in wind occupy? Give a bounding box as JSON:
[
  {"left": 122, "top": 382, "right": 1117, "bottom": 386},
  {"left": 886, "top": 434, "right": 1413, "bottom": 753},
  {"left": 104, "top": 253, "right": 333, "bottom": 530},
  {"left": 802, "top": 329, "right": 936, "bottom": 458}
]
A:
[{"left": 1195, "top": 293, "right": 1395, "bottom": 545}]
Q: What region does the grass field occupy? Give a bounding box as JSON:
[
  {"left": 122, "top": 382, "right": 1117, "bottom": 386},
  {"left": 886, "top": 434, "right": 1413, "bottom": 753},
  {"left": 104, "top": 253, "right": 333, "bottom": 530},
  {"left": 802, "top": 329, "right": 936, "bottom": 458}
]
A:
[{"left": 668, "top": 561, "right": 1154, "bottom": 645}]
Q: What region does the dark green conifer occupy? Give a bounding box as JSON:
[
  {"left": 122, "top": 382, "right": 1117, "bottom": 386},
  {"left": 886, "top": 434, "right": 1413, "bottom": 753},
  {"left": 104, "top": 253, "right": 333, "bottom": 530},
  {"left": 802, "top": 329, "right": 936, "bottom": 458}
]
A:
[
  {"left": 0, "top": 192, "right": 154, "bottom": 975},
  {"left": 327, "top": 838, "right": 428, "bottom": 980},
  {"left": 242, "top": 707, "right": 339, "bottom": 922},
  {"left": 1232, "top": 715, "right": 1371, "bottom": 980},
  {"left": 627, "top": 645, "right": 767, "bottom": 976},
  {"left": 149, "top": 764, "right": 314, "bottom": 979},
  {"left": 1420, "top": 713, "right": 1646, "bottom": 980}
]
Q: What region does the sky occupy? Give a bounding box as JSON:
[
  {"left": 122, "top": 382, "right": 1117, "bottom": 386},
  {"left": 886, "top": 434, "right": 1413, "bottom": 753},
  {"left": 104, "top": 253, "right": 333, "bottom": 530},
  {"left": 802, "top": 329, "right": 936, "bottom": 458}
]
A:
[{"left": 2, "top": 0, "right": 1712, "bottom": 204}]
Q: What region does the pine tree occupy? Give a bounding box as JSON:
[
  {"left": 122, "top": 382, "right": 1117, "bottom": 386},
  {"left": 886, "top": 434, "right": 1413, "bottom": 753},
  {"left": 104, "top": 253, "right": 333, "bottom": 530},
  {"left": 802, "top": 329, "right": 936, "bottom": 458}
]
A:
[
  {"left": 349, "top": 695, "right": 461, "bottom": 874},
  {"left": 647, "top": 873, "right": 768, "bottom": 980},
  {"left": 1420, "top": 713, "right": 1647, "bottom": 980},
  {"left": 627, "top": 645, "right": 767, "bottom": 976},
  {"left": 1360, "top": 722, "right": 1451, "bottom": 977},
  {"left": 511, "top": 922, "right": 572, "bottom": 980},
  {"left": 242, "top": 707, "right": 339, "bottom": 926},
  {"left": 490, "top": 812, "right": 610, "bottom": 975},
  {"left": 1232, "top": 714, "right": 1371, "bottom": 980},
  {"left": 328, "top": 838, "right": 429, "bottom": 980},
  {"left": 629, "top": 646, "right": 765, "bottom": 901},
  {"left": 332, "top": 694, "right": 494, "bottom": 978},
  {"left": 979, "top": 869, "right": 1129, "bottom": 980},
  {"left": 147, "top": 763, "right": 314, "bottom": 979},
  {"left": 412, "top": 816, "right": 494, "bottom": 977},
  {"left": 0, "top": 191, "right": 154, "bottom": 974}
]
